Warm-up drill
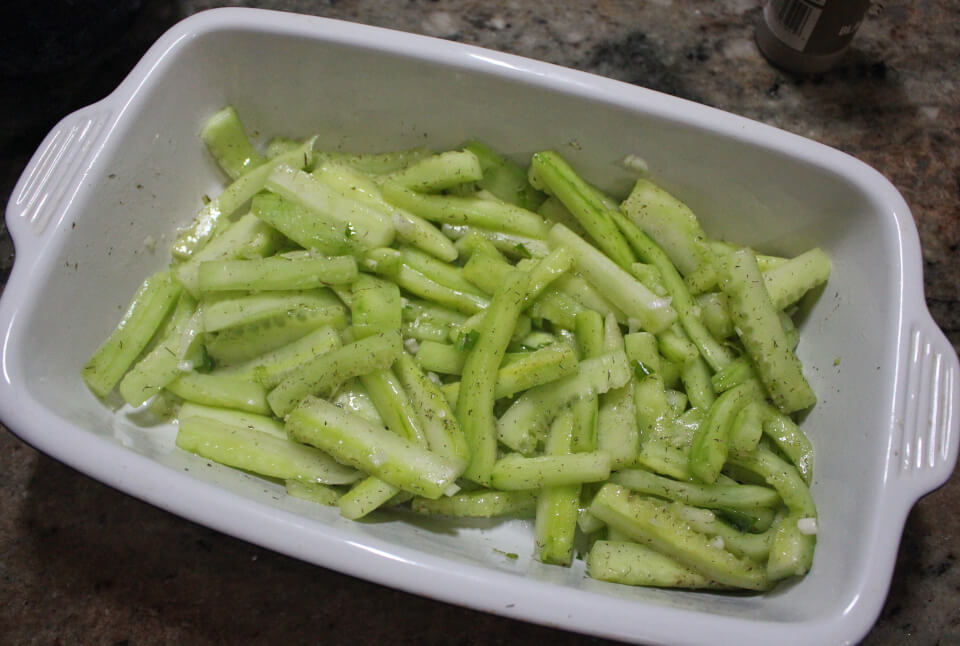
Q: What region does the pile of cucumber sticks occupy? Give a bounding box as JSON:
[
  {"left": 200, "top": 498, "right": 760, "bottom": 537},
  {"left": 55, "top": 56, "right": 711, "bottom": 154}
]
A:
[{"left": 84, "top": 106, "right": 830, "bottom": 591}]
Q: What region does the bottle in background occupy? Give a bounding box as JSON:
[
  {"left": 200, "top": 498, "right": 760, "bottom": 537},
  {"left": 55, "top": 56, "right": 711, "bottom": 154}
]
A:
[{"left": 756, "top": 0, "right": 872, "bottom": 74}]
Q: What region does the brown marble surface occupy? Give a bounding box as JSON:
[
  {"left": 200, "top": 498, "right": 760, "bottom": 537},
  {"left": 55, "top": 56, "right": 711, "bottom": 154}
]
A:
[{"left": 1, "top": 1, "right": 957, "bottom": 644}]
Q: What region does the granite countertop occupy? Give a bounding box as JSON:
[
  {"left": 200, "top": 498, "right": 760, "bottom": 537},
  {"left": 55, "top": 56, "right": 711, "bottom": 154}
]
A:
[{"left": 0, "top": 1, "right": 957, "bottom": 644}]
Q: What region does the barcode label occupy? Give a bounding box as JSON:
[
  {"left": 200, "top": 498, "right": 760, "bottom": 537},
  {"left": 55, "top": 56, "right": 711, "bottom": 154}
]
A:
[
  {"left": 778, "top": 0, "right": 814, "bottom": 35},
  {"left": 764, "top": 0, "right": 824, "bottom": 51}
]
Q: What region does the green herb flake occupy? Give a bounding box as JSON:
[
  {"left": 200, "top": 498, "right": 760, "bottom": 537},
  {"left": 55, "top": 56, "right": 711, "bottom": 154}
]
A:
[
  {"left": 634, "top": 360, "right": 653, "bottom": 379},
  {"left": 456, "top": 329, "right": 480, "bottom": 352},
  {"left": 513, "top": 243, "right": 532, "bottom": 259}
]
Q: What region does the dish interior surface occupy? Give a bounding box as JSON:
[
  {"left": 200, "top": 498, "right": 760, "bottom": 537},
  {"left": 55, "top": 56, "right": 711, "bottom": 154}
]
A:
[{"left": 5, "top": 17, "right": 915, "bottom": 636}]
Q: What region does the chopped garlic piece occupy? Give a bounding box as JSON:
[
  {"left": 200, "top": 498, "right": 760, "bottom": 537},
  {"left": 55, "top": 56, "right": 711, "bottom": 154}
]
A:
[
  {"left": 797, "top": 517, "right": 818, "bottom": 535},
  {"left": 683, "top": 507, "right": 716, "bottom": 525},
  {"left": 621, "top": 154, "right": 649, "bottom": 174}
]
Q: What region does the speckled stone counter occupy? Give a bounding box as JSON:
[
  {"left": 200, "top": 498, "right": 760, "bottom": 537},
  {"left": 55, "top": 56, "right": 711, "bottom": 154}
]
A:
[{"left": 1, "top": 2, "right": 957, "bottom": 644}]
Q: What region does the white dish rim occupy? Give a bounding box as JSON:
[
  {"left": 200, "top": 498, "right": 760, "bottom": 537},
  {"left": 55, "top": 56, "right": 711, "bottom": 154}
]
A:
[{"left": 1, "top": 8, "right": 957, "bottom": 646}]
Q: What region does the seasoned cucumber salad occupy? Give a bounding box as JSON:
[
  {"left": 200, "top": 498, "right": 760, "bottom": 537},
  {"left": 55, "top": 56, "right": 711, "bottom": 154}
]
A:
[{"left": 84, "top": 106, "right": 830, "bottom": 591}]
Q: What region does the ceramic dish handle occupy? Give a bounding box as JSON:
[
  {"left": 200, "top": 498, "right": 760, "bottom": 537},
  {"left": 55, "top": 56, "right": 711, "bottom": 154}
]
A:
[
  {"left": 6, "top": 101, "right": 114, "bottom": 258},
  {"left": 890, "top": 312, "right": 960, "bottom": 500}
]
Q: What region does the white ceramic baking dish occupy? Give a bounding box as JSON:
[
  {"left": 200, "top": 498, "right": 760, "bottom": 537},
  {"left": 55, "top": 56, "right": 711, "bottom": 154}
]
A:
[{"left": 2, "top": 8, "right": 957, "bottom": 645}]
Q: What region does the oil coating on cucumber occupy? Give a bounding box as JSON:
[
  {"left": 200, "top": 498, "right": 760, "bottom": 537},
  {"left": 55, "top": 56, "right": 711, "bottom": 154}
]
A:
[{"left": 83, "top": 112, "right": 827, "bottom": 594}]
